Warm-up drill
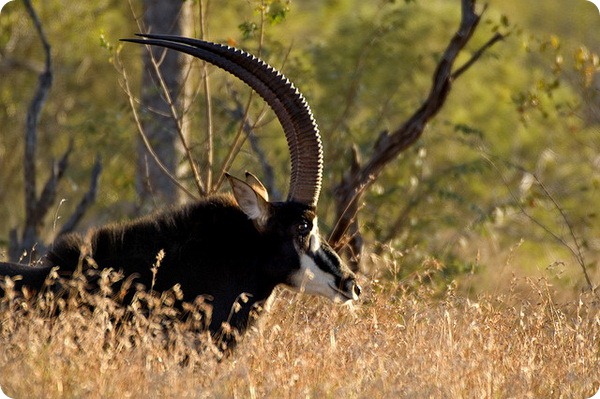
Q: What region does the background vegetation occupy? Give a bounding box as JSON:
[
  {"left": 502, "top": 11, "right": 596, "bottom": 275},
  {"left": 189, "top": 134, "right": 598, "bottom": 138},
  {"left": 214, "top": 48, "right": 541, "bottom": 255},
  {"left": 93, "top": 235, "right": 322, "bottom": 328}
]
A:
[
  {"left": 1, "top": 0, "right": 599, "bottom": 288},
  {"left": 0, "top": 0, "right": 598, "bottom": 397}
]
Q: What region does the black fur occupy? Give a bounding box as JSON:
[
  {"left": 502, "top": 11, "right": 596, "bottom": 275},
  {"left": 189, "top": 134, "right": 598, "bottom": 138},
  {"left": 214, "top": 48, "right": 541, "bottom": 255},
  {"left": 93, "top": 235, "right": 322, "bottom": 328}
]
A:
[
  {"left": 0, "top": 262, "right": 53, "bottom": 293},
  {"left": 1, "top": 36, "right": 363, "bottom": 353},
  {"left": 2, "top": 194, "right": 344, "bottom": 347}
]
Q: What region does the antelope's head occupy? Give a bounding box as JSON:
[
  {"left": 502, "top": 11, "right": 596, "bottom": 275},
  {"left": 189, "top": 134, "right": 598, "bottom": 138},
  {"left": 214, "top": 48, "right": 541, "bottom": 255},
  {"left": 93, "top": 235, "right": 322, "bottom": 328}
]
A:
[
  {"left": 226, "top": 172, "right": 360, "bottom": 303},
  {"left": 122, "top": 34, "right": 361, "bottom": 303}
]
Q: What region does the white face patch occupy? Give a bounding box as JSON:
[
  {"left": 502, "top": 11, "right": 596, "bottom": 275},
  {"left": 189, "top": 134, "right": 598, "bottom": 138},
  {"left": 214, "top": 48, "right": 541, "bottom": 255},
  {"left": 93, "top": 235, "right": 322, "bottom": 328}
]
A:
[
  {"left": 289, "top": 253, "right": 339, "bottom": 300},
  {"left": 308, "top": 217, "right": 321, "bottom": 253},
  {"left": 288, "top": 219, "right": 351, "bottom": 303}
]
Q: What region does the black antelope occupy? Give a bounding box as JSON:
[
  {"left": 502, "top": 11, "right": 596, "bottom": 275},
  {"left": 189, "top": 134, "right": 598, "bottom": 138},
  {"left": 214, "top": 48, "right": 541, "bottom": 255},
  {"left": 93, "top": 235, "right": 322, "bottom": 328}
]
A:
[{"left": 0, "top": 34, "right": 361, "bottom": 348}]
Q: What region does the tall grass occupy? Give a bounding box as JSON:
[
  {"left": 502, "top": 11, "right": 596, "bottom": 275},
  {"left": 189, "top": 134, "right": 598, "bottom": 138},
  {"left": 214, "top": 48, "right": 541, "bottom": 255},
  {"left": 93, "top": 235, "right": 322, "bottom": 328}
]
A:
[{"left": 0, "top": 263, "right": 598, "bottom": 398}]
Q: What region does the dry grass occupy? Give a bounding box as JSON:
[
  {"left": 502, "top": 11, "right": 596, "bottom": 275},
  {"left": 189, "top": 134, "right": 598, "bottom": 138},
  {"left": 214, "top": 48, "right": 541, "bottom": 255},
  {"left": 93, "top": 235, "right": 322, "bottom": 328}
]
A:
[{"left": 0, "top": 266, "right": 598, "bottom": 398}]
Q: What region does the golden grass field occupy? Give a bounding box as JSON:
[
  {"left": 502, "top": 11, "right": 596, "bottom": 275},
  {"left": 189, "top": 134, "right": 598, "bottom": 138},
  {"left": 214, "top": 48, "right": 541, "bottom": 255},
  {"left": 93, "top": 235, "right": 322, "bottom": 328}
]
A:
[{"left": 0, "top": 259, "right": 598, "bottom": 399}]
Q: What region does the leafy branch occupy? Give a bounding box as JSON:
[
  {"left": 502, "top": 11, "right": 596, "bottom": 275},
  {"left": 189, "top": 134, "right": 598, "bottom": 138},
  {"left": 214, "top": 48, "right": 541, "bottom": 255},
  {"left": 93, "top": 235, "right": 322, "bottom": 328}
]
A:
[{"left": 329, "top": 0, "right": 506, "bottom": 269}]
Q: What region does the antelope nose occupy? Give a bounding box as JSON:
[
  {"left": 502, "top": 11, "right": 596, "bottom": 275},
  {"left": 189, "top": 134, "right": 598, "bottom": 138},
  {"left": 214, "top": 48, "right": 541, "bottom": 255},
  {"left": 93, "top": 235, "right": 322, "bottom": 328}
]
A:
[
  {"left": 353, "top": 282, "right": 362, "bottom": 298},
  {"left": 343, "top": 277, "right": 361, "bottom": 300}
]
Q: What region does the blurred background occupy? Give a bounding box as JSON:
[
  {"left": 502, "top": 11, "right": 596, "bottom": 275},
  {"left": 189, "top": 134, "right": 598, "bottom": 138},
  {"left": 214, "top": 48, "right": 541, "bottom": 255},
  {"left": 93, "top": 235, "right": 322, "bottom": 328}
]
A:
[{"left": 0, "top": 0, "right": 598, "bottom": 296}]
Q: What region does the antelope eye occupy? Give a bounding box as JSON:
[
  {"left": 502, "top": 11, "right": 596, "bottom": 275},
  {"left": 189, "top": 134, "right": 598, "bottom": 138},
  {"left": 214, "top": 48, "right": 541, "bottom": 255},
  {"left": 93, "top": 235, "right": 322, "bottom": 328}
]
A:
[{"left": 297, "top": 221, "right": 311, "bottom": 236}]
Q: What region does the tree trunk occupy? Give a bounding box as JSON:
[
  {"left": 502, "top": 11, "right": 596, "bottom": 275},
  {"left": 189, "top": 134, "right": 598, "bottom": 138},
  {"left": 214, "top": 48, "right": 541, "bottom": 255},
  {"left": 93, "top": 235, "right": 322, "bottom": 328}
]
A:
[{"left": 137, "top": 0, "right": 188, "bottom": 207}]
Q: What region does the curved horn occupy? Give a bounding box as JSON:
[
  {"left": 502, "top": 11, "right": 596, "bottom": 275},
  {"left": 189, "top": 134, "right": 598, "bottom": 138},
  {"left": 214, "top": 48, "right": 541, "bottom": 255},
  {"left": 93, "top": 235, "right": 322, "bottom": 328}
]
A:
[{"left": 121, "top": 34, "right": 323, "bottom": 207}]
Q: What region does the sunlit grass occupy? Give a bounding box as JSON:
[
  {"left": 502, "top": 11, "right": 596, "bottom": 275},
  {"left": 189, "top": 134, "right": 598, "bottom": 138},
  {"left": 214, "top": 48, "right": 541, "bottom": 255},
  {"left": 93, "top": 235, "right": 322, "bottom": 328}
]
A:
[{"left": 0, "top": 260, "right": 598, "bottom": 398}]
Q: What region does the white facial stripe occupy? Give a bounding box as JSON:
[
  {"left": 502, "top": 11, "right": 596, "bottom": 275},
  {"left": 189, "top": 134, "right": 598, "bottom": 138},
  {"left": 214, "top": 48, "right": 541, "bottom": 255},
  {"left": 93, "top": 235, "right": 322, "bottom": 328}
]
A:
[
  {"left": 309, "top": 217, "right": 321, "bottom": 253},
  {"left": 288, "top": 217, "right": 354, "bottom": 302},
  {"left": 290, "top": 254, "right": 336, "bottom": 299},
  {"left": 289, "top": 253, "right": 352, "bottom": 302}
]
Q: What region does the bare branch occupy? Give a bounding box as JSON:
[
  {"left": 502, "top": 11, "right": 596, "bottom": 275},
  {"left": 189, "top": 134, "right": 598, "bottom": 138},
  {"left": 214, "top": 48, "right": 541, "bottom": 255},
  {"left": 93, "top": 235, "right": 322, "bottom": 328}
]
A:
[
  {"left": 535, "top": 177, "right": 595, "bottom": 294},
  {"left": 9, "top": 1, "right": 100, "bottom": 261},
  {"left": 22, "top": 0, "right": 52, "bottom": 243},
  {"left": 58, "top": 158, "right": 102, "bottom": 236},
  {"left": 214, "top": 12, "right": 272, "bottom": 191},
  {"left": 126, "top": 0, "right": 202, "bottom": 201},
  {"left": 223, "top": 90, "right": 282, "bottom": 200},
  {"left": 330, "top": 0, "right": 503, "bottom": 268},
  {"left": 35, "top": 140, "right": 73, "bottom": 228},
  {"left": 199, "top": 0, "right": 215, "bottom": 191},
  {"left": 452, "top": 32, "right": 506, "bottom": 79},
  {"left": 486, "top": 156, "right": 598, "bottom": 297},
  {"left": 117, "top": 54, "right": 200, "bottom": 201},
  {"left": 142, "top": 43, "right": 206, "bottom": 196},
  {"left": 9, "top": 0, "right": 55, "bottom": 260}
]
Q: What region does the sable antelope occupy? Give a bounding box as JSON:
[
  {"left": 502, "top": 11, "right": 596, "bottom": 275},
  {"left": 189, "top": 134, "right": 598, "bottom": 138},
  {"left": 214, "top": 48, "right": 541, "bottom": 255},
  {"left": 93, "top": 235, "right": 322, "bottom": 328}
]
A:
[{"left": 0, "top": 34, "right": 361, "bottom": 347}]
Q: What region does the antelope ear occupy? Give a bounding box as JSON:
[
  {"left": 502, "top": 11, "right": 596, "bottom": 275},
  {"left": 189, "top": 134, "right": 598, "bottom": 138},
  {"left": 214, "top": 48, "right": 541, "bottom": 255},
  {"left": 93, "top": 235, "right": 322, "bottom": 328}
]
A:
[
  {"left": 244, "top": 171, "right": 269, "bottom": 202},
  {"left": 227, "top": 173, "right": 270, "bottom": 227}
]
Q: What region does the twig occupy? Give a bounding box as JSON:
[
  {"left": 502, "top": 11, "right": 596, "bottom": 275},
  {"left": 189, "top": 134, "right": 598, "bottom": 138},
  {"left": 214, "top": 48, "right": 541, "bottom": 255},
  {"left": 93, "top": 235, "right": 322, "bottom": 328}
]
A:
[
  {"left": 214, "top": 6, "right": 269, "bottom": 190},
  {"left": 215, "top": 92, "right": 256, "bottom": 191},
  {"left": 486, "top": 155, "right": 597, "bottom": 297},
  {"left": 58, "top": 158, "right": 102, "bottom": 236},
  {"left": 35, "top": 140, "right": 73, "bottom": 227},
  {"left": 142, "top": 44, "right": 206, "bottom": 196},
  {"left": 223, "top": 91, "right": 282, "bottom": 200},
  {"left": 126, "top": 0, "right": 205, "bottom": 197},
  {"left": 535, "top": 176, "right": 596, "bottom": 294},
  {"left": 452, "top": 32, "right": 506, "bottom": 79},
  {"left": 117, "top": 54, "right": 199, "bottom": 201},
  {"left": 199, "top": 0, "right": 215, "bottom": 191}
]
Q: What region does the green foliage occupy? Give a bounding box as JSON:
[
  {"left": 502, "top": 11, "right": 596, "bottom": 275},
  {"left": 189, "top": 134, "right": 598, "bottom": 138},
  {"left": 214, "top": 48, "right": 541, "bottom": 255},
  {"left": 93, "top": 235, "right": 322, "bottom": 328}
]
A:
[
  {"left": 238, "top": 21, "right": 258, "bottom": 39},
  {"left": 1, "top": 0, "right": 599, "bottom": 293},
  {"left": 0, "top": 0, "right": 137, "bottom": 236}
]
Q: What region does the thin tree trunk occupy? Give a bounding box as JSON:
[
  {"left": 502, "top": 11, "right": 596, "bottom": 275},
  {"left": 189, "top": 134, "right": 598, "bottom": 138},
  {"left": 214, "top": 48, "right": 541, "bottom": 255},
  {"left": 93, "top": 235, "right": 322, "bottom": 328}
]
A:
[{"left": 137, "top": 0, "right": 188, "bottom": 207}]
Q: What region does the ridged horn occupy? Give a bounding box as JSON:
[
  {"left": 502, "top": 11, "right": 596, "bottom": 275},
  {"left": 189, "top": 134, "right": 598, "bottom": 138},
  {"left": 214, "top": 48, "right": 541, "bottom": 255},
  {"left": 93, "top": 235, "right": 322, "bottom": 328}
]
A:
[{"left": 121, "top": 34, "right": 323, "bottom": 207}]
